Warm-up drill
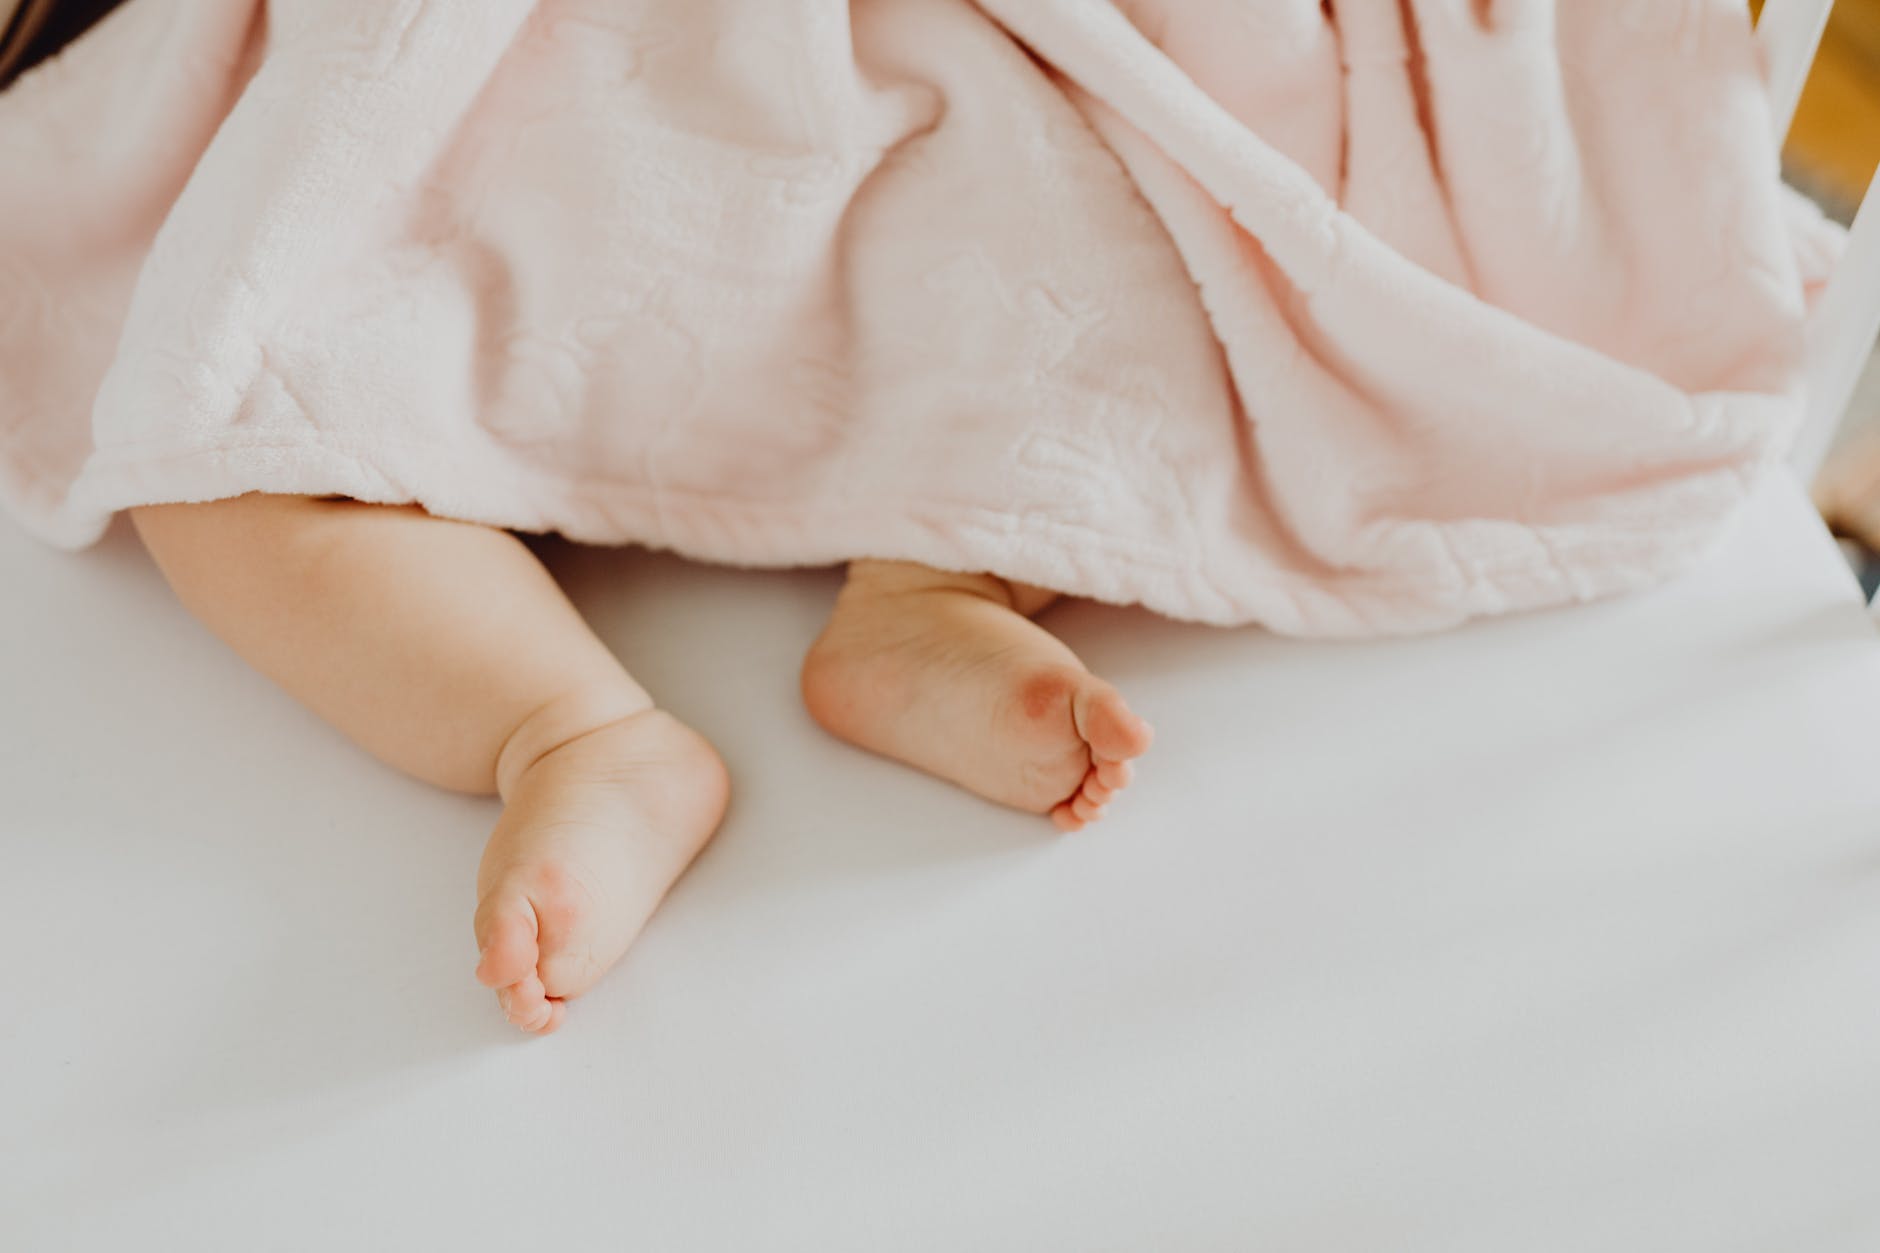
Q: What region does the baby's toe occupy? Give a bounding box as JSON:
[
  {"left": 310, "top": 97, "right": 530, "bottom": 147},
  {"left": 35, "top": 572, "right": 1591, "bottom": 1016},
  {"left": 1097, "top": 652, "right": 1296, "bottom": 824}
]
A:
[
  {"left": 1094, "top": 757, "right": 1134, "bottom": 791},
  {"left": 1080, "top": 773, "right": 1117, "bottom": 806},
  {"left": 498, "top": 970, "right": 560, "bottom": 1034},
  {"left": 474, "top": 892, "right": 540, "bottom": 989},
  {"left": 526, "top": 1000, "right": 567, "bottom": 1035},
  {"left": 1075, "top": 686, "right": 1154, "bottom": 764},
  {"left": 1051, "top": 801, "right": 1088, "bottom": 832}
]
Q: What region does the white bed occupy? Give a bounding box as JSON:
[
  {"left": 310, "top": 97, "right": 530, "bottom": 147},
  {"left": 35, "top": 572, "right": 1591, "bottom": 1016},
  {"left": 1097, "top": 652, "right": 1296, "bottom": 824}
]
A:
[
  {"left": 4, "top": 471, "right": 1880, "bottom": 1251},
  {"left": 8, "top": 2, "right": 1880, "bottom": 1246}
]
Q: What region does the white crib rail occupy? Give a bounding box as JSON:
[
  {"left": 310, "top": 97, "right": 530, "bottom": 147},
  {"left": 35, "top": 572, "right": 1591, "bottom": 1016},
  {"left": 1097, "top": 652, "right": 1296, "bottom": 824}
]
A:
[
  {"left": 1757, "top": 0, "right": 1880, "bottom": 486},
  {"left": 1759, "top": 0, "right": 1836, "bottom": 142},
  {"left": 1792, "top": 169, "right": 1880, "bottom": 483}
]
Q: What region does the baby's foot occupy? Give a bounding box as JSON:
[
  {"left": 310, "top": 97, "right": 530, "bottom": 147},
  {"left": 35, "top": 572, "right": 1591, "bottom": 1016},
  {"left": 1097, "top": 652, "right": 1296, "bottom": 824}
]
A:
[
  {"left": 801, "top": 567, "right": 1153, "bottom": 830},
  {"left": 472, "top": 709, "right": 728, "bottom": 1035}
]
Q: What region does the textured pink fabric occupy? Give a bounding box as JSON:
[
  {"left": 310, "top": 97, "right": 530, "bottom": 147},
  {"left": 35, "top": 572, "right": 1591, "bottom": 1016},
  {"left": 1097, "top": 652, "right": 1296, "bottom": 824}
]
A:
[{"left": 0, "top": 0, "right": 1822, "bottom": 634}]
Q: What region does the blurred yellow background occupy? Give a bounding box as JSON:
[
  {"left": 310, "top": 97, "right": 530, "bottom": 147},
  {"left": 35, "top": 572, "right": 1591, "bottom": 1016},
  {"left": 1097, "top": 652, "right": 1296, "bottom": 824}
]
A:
[{"left": 1756, "top": 0, "right": 1880, "bottom": 213}]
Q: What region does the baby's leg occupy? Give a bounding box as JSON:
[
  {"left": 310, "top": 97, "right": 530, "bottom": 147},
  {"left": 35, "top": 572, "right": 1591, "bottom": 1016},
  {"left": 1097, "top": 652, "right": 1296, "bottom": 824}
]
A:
[
  {"left": 131, "top": 494, "right": 727, "bottom": 1034},
  {"left": 801, "top": 561, "right": 1153, "bottom": 831}
]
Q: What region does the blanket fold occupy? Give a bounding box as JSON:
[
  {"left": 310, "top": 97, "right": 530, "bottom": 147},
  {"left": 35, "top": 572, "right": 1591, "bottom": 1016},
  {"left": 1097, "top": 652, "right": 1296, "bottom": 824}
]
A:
[{"left": 0, "top": 0, "right": 1831, "bottom": 634}]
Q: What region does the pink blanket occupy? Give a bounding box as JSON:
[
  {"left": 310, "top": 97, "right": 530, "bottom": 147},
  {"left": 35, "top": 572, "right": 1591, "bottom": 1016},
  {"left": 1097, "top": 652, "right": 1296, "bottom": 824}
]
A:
[{"left": 0, "top": 0, "right": 1825, "bottom": 634}]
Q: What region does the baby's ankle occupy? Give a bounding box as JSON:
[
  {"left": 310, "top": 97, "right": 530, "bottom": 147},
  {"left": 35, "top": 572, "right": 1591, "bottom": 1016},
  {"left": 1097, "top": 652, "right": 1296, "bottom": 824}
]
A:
[{"left": 494, "top": 685, "right": 657, "bottom": 802}]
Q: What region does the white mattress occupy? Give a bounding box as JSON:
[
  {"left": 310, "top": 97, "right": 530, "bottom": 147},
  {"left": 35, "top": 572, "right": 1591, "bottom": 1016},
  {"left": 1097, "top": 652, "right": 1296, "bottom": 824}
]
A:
[{"left": 5, "top": 474, "right": 1880, "bottom": 1251}]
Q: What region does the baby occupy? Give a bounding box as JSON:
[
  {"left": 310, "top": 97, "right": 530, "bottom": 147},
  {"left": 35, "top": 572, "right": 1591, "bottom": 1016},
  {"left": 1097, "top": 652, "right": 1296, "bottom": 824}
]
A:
[
  {"left": 0, "top": 0, "right": 1158, "bottom": 1035},
  {"left": 7, "top": 0, "right": 1804, "bottom": 1035},
  {"left": 132, "top": 501, "right": 1153, "bottom": 1035}
]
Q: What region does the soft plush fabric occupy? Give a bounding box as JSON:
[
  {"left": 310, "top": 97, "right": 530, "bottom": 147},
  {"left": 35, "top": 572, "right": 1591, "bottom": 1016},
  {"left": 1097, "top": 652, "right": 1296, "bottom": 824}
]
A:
[{"left": 0, "top": 0, "right": 1830, "bottom": 634}]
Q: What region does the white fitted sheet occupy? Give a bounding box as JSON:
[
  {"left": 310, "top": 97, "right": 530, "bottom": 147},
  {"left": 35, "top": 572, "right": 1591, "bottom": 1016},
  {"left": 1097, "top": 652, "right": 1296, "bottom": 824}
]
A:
[{"left": 4, "top": 473, "right": 1880, "bottom": 1251}]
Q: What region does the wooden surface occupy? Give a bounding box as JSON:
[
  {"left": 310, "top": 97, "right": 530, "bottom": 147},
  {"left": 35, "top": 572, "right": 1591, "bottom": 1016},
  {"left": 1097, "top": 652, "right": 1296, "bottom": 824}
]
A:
[{"left": 1758, "top": 0, "right": 1880, "bottom": 211}]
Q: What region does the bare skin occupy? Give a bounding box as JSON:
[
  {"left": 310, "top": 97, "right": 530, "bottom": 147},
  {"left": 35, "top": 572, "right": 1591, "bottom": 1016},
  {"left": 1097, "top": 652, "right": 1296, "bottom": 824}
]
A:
[
  {"left": 132, "top": 494, "right": 725, "bottom": 1035},
  {"left": 802, "top": 561, "right": 1154, "bottom": 831},
  {"left": 131, "top": 498, "right": 1151, "bottom": 1035},
  {"left": 475, "top": 704, "right": 727, "bottom": 1034}
]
